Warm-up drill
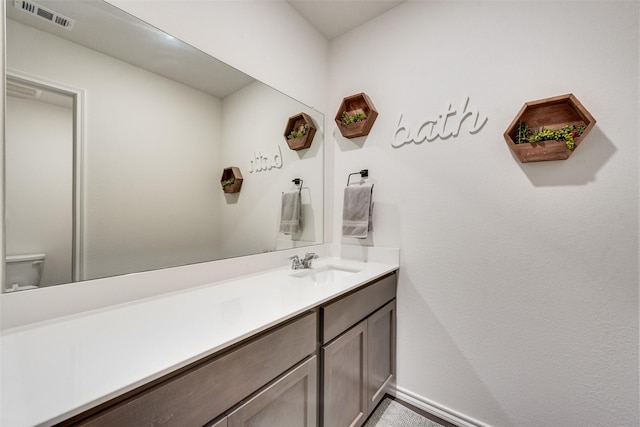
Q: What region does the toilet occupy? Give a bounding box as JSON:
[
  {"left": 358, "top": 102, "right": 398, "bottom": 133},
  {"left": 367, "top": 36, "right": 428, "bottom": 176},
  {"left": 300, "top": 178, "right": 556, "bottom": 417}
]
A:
[{"left": 5, "top": 253, "right": 45, "bottom": 292}]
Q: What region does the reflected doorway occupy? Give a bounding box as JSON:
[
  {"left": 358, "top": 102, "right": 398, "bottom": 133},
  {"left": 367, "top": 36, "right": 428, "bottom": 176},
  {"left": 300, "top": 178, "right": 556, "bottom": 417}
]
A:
[{"left": 4, "top": 73, "right": 84, "bottom": 290}]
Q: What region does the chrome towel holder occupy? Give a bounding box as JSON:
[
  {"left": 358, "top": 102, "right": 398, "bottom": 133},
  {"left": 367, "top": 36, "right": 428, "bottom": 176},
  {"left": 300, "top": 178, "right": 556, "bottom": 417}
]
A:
[
  {"left": 347, "top": 169, "right": 369, "bottom": 186},
  {"left": 292, "top": 178, "right": 303, "bottom": 193}
]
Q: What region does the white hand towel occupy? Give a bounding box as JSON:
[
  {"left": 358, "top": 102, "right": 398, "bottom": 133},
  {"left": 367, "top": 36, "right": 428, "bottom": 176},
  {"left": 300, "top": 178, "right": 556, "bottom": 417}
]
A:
[
  {"left": 279, "top": 191, "right": 303, "bottom": 235},
  {"left": 342, "top": 184, "right": 373, "bottom": 238}
]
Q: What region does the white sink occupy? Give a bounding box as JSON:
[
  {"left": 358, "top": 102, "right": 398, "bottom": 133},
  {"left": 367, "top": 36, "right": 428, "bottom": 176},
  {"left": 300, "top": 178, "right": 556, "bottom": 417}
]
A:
[{"left": 289, "top": 264, "right": 361, "bottom": 284}]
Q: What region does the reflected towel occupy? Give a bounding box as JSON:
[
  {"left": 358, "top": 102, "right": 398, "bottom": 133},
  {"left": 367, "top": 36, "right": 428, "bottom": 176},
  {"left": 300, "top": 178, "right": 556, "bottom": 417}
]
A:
[
  {"left": 279, "top": 191, "right": 303, "bottom": 235},
  {"left": 342, "top": 184, "right": 373, "bottom": 238}
]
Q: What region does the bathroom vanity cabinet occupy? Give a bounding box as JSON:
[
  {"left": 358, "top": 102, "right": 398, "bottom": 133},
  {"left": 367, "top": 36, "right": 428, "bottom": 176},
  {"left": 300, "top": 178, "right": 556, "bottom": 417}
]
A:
[
  {"left": 320, "top": 273, "right": 396, "bottom": 427},
  {"left": 55, "top": 270, "right": 397, "bottom": 427}
]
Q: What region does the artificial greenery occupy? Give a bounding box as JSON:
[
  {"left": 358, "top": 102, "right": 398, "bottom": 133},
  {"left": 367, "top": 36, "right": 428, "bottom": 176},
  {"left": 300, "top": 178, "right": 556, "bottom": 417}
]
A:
[
  {"left": 341, "top": 110, "right": 367, "bottom": 126},
  {"left": 221, "top": 178, "right": 235, "bottom": 187},
  {"left": 515, "top": 121, "right": 586, "bottom": 150},
  {"left": 287, "top": 123, "right": 309, "bottom": 139}
]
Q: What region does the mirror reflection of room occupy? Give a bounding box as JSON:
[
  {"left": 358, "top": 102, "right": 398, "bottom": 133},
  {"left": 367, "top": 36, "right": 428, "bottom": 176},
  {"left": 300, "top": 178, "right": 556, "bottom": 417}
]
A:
[
  {"left": 4, "top": 0, "right": 324, "bottom": 292},
  {"left": 5, "top": 79, "right": 74, "bottom": 289}
]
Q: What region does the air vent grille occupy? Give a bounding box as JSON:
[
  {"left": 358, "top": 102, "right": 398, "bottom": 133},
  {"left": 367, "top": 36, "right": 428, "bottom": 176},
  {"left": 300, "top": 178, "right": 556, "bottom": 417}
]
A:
[{"left": 14, "top": 0, "right": 75, "bottom": 30}]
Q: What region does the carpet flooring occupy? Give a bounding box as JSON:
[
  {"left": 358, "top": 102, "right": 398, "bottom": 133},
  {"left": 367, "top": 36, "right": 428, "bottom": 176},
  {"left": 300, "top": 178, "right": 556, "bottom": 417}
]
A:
[{"left": 363, "top": 397, "right": 447, "bottom": 427}]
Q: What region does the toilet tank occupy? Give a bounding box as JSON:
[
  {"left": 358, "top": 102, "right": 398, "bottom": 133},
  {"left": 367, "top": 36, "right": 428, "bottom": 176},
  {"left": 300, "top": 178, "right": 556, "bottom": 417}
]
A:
[{"left": 5, "top": 253, "right": 46, "bottom": 292}]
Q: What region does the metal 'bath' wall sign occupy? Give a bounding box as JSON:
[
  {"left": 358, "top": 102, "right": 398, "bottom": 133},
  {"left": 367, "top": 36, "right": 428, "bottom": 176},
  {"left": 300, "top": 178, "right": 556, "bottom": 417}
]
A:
[{"left": 392, "top": 97, "right": 488, "bottom": 148}]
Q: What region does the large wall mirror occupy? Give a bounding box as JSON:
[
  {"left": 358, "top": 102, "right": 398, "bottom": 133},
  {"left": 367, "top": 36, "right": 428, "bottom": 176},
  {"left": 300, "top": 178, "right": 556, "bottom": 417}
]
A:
[{"left": 3, "top": 0, "right": 324, "bottom": 292}]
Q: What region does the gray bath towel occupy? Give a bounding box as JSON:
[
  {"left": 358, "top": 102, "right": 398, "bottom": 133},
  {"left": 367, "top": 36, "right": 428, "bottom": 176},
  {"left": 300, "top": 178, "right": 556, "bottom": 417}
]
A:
[
  {"left": 279, "top": 191, "right": 303, "bottom": 234},
  {"left": 342, "top": 184, "right": 373, "bottom": 238}
]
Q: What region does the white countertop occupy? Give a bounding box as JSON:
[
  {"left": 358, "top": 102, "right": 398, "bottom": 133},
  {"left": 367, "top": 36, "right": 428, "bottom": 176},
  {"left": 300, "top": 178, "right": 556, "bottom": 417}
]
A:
[{"left": 0, "top": 256, "right": 398, "bottom": 427}]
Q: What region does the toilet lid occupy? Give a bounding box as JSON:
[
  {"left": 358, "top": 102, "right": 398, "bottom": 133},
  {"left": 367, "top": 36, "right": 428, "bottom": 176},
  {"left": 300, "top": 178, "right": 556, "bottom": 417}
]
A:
[{"left": 6, "top": 254, "right": 45, "bottom": 262}]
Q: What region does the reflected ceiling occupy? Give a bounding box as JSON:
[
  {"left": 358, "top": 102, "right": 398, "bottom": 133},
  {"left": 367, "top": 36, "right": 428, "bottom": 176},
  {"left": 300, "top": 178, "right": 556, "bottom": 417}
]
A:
[{"left": 6, "top": 0, "right": 254, "bottom": 98}]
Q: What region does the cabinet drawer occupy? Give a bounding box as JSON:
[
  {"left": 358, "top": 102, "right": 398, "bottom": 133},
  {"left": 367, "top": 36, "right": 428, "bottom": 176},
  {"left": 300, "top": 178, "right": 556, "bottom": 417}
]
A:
[
  {"left": 75, "top": 311, "right": 317, "bottom": 427},
  {"left": 321, "top": 272, "right": 396, "bottom": 344}
]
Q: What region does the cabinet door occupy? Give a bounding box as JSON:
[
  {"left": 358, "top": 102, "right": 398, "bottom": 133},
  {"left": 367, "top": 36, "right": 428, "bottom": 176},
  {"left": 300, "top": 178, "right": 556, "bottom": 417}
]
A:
[
  {"left": 367, "top": 300, "right": 396, "bottom": 411},
  {"left": 322, "top": 321, "right": 368, "bottom": 427},
  {"left": 228, "top": 356, "right": 317, "bottom": 427}
]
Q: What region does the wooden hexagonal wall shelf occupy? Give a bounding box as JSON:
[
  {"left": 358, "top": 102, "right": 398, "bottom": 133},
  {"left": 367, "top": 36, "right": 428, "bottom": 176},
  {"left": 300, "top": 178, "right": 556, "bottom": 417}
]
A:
[
  {"left": 335, "top": 92, "right": 379, "bottom": 139},
  {"left": 220, "top": 166, "right": 243, "bottom": 193},
  {"left": 284, "top": 112, "right": 316, "bottom": 151},
  {"left": 504, "top": 94, "right": 596, "bottom": 163}
]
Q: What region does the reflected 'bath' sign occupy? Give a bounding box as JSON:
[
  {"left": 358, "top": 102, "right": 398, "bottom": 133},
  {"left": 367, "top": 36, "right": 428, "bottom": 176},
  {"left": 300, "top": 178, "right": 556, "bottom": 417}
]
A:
[
  {"left": 392, "top": 97, "right": 487, "bottom": 148},
  {"left": 249, "top": 146, "right": 283, "bottom": 173}
]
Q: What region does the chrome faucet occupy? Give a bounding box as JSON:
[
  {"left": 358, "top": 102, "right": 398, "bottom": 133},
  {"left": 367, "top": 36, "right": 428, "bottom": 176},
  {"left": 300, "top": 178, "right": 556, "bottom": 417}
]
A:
[
  {"left": 289, "top": 253, "right": 319, "bottom": 270},
  {"left": 302, "top": 252, "right": 319, "bottom": 268}
]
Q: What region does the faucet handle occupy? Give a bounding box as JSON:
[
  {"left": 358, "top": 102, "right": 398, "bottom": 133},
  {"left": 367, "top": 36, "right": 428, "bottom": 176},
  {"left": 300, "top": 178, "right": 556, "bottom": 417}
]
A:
[
  {"left": 302, "top": 253, "right": 319, "bottom": 268},
  {"left": 289, "top": 255, "right": 304, "bottom": 270}
]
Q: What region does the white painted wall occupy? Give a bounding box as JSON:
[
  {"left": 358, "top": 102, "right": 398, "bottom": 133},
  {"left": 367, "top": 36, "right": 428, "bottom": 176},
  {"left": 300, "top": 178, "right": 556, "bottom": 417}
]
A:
[
  {"left": 7, "top": 19, "right": 224, "bottom": 280},
  {"left": 329, "top": 2, "right": 638, "bottom": 426},
  {"left": 5, "top": 95, "right": 73, "bottom": 287},
  {"left": 219, "top": 81, "right": 324, "bottom": 258}
]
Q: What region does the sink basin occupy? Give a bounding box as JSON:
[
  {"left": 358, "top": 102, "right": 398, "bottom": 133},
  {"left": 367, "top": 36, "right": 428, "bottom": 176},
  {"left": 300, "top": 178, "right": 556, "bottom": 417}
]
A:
[{"left": 290, "top": 264, "right": 361, "bottom": 283}]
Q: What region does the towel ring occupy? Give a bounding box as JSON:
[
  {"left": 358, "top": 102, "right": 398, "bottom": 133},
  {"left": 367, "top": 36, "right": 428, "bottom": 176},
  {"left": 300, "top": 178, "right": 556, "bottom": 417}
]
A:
[{"left": 347, "top": 169, "right": 369, "bottom": 186}]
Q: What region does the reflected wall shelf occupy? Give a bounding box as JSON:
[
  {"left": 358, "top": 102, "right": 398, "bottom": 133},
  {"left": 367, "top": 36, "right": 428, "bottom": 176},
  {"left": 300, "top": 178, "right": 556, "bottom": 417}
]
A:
[
  {"left": 221, "top": 166, "right": 243, "bottom": 193},
  {"left": 504, "top": 94, "right": 596, "bottom": 163},
  {"left": 335, "top": 92, "right": 378, "bottom": 139},
  {"left": 284, "top": 113, "right": 316, "bottom": 151}
]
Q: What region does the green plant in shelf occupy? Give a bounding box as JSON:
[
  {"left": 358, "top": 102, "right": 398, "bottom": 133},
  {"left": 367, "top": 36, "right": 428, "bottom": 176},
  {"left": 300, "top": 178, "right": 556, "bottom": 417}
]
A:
[
  {"left": 515, "top": 121, "right": 586, "bottom": 150},
  {"left": 221, "top": 178, "right": 235, "bottom": 188},
  {"left": 515, "top": 121, "right": 530, "bottom": 145},
  {"left": 341, "top": 110, "right": 367, "bottom": 126},
  {"left": 287, "top": 123, "right": 309, "bottom": 139}
]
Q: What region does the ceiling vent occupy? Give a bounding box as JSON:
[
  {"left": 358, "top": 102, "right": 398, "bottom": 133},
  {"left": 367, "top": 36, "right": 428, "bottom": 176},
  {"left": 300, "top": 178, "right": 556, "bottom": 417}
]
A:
[{"left": 14, "top": 0, "right": 75, "bottom": 30}]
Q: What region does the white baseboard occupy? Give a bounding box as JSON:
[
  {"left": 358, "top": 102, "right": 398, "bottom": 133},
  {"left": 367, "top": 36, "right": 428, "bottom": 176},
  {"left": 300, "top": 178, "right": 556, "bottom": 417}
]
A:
[{"left": 389, "top": 385, "right": 493, "bottom": 427}]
